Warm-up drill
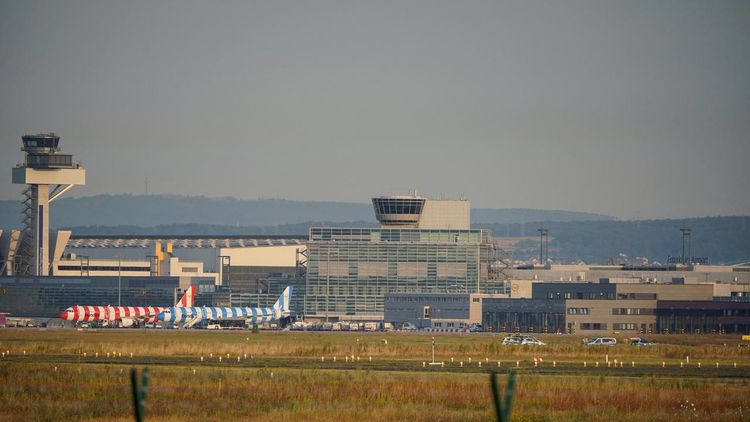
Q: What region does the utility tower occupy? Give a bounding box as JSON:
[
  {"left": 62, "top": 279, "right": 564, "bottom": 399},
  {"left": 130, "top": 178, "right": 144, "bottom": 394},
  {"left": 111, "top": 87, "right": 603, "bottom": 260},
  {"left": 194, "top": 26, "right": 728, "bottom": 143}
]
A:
[{"left": 11, "top": 133, "right": 85, "bottom": 276}]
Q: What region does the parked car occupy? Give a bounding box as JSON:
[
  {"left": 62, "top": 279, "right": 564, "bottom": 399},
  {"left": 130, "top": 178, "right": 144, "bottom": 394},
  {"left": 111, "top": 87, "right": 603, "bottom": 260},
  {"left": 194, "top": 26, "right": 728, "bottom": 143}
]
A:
[
  {"left": 585, "top": 337, "right": 617, "bottom": 346},
  {"left": 502, "top": 335, "right": 546, "bottom": 346},
  {"left": 628, "top": 337, "right": 655, "bottom": 346},
  {"left": 364, "top": 322, "right": 379, "bottom": 332}
]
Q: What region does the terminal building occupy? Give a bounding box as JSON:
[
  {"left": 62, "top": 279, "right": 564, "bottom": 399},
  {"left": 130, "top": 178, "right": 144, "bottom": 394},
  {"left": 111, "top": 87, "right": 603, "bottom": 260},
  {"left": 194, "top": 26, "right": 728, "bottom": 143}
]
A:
[
  {"left": 303, "top": 194, "right": 503, "bottom": 321},
  {"left": 384, "top": 278, "right": 750, "bottom": 334},
  {"left": 477, "top": 280, "right": 750, "bottom": 335}
]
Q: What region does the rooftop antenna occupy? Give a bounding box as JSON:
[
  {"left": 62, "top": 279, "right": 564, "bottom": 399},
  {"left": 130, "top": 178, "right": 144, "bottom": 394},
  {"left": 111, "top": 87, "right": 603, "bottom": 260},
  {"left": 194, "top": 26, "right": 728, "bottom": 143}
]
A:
[{"left": 144, "top": 178, "right": 149, "bottom": 194}]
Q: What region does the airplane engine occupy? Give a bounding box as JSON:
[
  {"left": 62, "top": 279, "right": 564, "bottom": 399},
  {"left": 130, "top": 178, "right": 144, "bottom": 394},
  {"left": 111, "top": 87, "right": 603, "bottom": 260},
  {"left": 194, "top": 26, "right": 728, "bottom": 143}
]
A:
[{"left": 120, "top": 318, "right": 135, "bottom": 328}]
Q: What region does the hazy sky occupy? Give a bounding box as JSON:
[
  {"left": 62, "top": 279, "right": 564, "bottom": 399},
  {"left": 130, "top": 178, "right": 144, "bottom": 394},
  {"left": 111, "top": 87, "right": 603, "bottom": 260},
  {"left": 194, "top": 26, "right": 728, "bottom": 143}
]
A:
[{"left": 1, "top": 1, "right": 748, "bottom": 219}]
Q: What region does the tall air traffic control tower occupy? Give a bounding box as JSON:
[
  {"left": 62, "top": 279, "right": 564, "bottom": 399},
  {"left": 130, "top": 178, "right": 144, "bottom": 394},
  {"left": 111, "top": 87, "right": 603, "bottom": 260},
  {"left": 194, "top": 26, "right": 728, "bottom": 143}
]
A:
[{"left": 11, "top": 133, "right": 85, "bottom": 276}]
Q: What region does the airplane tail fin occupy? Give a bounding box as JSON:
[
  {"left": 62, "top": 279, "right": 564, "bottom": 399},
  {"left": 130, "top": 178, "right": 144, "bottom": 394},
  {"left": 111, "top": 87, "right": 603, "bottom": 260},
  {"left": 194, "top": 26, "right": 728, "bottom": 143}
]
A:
[
  {"left": 176, "top": 286, "right": 197, "bottom": 307},
  {"left": 273, "top": 286, "right": 293, "bottom": 315}
]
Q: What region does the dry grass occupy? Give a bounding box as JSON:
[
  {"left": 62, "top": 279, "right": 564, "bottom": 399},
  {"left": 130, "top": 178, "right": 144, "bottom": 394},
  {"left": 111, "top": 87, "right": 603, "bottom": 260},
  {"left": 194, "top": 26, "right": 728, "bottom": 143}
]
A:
[
  {"left": 1, "top": 330, "right": 749, "bottom": 421},
  {"left": 1, "top": 330, "right": 748, "bottom": 364},
  {"left": 1, "top": 363, "right": 748, "bottom": 421}
]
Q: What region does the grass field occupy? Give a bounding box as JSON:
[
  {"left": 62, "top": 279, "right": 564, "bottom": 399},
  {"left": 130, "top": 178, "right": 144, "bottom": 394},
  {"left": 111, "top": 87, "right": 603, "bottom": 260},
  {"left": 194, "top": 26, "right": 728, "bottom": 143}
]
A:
[{"left": 1, "top": 329, "right": 749, "bottom": 421}]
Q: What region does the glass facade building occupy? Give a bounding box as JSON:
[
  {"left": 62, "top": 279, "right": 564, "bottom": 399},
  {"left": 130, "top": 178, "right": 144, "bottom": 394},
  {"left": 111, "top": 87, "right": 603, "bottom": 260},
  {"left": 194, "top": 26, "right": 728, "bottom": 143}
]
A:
[
  {"left": 305, "top": 227, "right": 499, "bottom": 320},
  {"left": 0, "top": 276, "right": 220, "bottom": 317},
  {"left": 226, "top": 274, "right": 306, "bottom": 317}
]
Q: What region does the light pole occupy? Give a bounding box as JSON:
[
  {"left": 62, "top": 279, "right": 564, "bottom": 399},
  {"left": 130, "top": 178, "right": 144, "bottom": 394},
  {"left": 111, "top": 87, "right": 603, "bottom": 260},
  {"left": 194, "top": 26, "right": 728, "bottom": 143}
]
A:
[
  {"left": 537, "top": 228, "right": 548, "bottom": 264},
  {"left": 325, "top": 248, "right": 330, "bottom": 323},
  {"left": 117, "top": 256, "right": 121, "bottom": 306},
  {"left": 680, "top": 227, "right": 692, "bottom": 264}
]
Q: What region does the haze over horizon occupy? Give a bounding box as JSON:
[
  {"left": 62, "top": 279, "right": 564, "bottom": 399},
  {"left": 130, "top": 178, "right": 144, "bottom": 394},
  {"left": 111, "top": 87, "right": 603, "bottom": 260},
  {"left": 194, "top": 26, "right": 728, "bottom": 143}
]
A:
[{"left": 1, "top": 1, "right": 748, "bottom": 220}]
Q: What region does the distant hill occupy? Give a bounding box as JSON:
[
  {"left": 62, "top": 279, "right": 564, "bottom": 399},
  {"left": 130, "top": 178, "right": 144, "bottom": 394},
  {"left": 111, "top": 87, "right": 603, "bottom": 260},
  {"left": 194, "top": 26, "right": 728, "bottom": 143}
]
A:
[
  {"left": 476, "top": 216, "right": 750, "bottom": 265},
  {"left": 0, "top": 194, "right": 614, "bottom": 229},
  {"left": 472, "top": 208, "right": 611, "bottom": 224},
  {"left": 65, "top": 218, "right": 750, "bottom": 265},
  {"left": 3, "top": 195, "right": 745, "bottom": 264}
]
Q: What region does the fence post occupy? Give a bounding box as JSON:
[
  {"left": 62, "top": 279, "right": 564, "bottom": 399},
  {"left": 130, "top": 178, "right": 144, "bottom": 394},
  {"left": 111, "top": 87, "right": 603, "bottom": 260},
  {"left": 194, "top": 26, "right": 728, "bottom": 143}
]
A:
[
  {"left": 490, "top": 371, "right": 516, "bottom": 422},
  {"left": 131, "top": 368, "right": 150, "bottom": 422}
]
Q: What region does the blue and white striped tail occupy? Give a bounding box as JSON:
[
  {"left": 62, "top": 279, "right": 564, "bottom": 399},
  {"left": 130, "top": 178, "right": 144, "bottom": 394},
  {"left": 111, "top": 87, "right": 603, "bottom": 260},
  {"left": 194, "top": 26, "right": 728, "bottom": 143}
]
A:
[{"left": 273, "top": 286, "right": 293, "bottom": 316}]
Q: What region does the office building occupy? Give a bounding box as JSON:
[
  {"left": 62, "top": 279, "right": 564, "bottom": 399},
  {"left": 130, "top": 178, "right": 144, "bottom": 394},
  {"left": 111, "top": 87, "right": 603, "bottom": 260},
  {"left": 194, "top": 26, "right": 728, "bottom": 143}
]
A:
[{"left": 305, "top": 194, "right": 501, "bottom": 321}]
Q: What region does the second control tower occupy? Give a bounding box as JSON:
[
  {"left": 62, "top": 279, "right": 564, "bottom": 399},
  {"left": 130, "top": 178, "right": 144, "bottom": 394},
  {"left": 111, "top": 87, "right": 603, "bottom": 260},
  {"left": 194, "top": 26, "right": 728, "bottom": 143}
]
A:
[
  {"left": 11, "top": 133, "right": 85, "bottom": 276},
  {"left": 372, "top": 193, "right": 470, "bottom": 230}
]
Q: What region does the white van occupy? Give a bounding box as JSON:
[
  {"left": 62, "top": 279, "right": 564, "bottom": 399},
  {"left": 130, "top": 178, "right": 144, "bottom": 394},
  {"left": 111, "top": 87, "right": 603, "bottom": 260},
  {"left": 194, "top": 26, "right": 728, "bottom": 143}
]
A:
[
  {"left": 206, "top": 324, "right": 222, "bottom": 330},
  {"left": 585, "top": 337, "right": 617, "bottom": 346}
]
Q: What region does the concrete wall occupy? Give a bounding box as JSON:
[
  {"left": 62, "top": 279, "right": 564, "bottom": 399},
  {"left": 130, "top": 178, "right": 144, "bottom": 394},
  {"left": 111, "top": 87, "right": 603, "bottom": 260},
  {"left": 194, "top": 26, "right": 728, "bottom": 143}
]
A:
[
  {"left": 220, "top": 245, "right": 305, "bottom": 267},
  {"left": 54, "top": 258, "right": 152, "bottom": 277},
  {"left": 713, "top": 283, "right": 750, "bottom": 298},
  {"left": 616, "top": 283, "right": 714, "bottom": 300},
  {"left": 418, "top": 200, "right": 470, "bottom": 230},
  {"left": 566, "top": 299, "right": 657, "bottom": 335},
  {"left": 164, "top": 256, "right": 219, "bottom": 285},
  {"left": 508, "top": 280, "right": 534, "bottom": 298}
]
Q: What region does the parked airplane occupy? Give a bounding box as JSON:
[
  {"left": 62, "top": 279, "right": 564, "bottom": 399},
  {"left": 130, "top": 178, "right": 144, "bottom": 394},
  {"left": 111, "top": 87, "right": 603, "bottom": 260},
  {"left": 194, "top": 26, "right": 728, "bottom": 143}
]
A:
[
  {"left": 59, "top": 286, "right": 196, "bottom": 327},
  {"left": 157, "top": 286, "right": 292, "bottom": 325}
]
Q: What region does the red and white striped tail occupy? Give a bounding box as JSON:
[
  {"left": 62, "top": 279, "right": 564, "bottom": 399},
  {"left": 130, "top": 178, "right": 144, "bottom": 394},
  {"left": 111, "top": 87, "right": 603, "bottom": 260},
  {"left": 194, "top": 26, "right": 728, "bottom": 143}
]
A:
[{"left": 177, "top": 286, "right": 197, "bottom": 307}]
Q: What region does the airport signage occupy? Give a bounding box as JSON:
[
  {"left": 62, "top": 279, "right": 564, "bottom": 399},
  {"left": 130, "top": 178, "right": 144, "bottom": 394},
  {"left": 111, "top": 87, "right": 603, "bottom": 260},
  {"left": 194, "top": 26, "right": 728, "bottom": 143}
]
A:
[{"left": 666, "top": 256, "right": 709, "bottom": 265}]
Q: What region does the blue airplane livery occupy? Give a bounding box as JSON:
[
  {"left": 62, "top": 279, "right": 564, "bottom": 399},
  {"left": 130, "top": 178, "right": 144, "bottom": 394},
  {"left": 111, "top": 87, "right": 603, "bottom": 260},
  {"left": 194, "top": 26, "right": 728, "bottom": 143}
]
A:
[{"left": 157, "top": 286, "right": 292, "bottom": 325}]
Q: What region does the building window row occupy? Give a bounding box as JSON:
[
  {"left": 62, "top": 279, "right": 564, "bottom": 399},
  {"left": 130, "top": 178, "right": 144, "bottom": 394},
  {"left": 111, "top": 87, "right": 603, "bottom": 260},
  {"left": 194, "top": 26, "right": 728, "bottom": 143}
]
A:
[
  {"left": 547, "top": 292, "right": 616, "bottom": 300},
  {"left": 385, "top": 296, "right": 466, "bottom": 302},
  {"left": 567, "top": 307, "right": 589, "bottom": 315},
  {"left": 612, "top": 308, "right": 655, "bottom": 315},
  {"left": 613, "top": 323, "right": 638, "bottom": 330},
  {"left": 579, "top": 323, "right": 607, "bottom": 330},
  {"left": 433, "top": 322, "right": 462, "bottom": 328},
  {"left": 57, "top": 265, "right": 151, "bottom": 272},
  {"left": 617, "top": 293, "right": 657, "bottom": 300}
]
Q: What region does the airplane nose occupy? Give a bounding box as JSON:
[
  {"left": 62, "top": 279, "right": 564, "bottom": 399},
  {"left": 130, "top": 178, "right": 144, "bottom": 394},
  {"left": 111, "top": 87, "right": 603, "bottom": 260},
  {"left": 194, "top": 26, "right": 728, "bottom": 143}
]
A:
[{"left": 59, "top": 311, "right": 68, "bottom": 320}]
